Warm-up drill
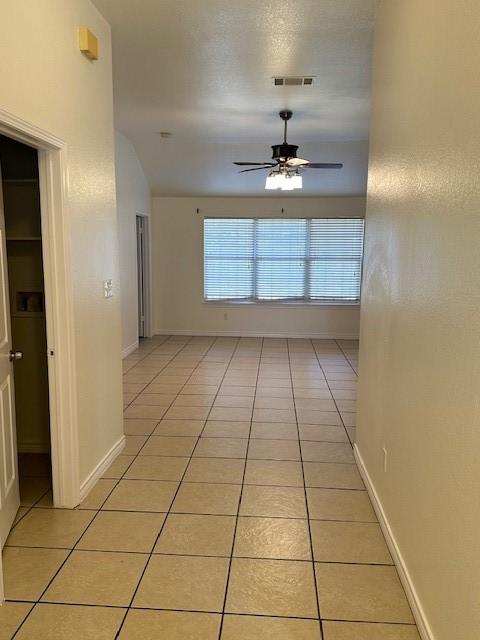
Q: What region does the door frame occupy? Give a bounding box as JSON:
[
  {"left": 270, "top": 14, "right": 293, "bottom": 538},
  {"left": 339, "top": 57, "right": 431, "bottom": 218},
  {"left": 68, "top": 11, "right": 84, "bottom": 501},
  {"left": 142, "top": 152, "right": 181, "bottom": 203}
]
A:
[
  {"left": 136, "top": 213, "right": 152, "bottom": 339},
  {"left": 0, "top": 108, "right": 79, "bottom": 511}
]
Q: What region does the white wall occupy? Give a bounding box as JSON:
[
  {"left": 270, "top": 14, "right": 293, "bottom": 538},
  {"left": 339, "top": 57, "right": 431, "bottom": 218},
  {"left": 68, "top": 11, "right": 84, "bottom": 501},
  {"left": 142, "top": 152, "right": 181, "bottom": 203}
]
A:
[
  {"left": 115, "top": 131, "right": 150, "bottom": 356},
  {"left": 0, "top": 0, "right": 123, "bottom": 485},
  {"left": 357, "top": 2, "right": 480, "bottom": 639},
  {"left": 152, "top": 196, "right": 365, "bottom": 338}
]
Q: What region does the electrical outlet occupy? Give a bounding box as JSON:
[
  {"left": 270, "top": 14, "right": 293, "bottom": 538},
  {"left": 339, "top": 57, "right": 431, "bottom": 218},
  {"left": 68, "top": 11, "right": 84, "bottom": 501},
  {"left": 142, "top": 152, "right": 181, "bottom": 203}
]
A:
[
  {"left": 383, "top": 447, "right": 388, "bottom": 473},
  {"left": 103, "top": 279, "right": 113, "bottom": 298}
]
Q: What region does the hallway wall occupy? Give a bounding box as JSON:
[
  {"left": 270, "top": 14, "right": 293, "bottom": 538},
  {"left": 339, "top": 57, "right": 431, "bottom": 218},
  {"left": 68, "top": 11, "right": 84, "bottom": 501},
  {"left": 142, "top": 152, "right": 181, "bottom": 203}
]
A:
[
  {"left": 151, "top": 196, "right": 365, "bottom": 338},
  {"left": 357, "top": 1, "right": 480, "bottom": 639},
  {"left": 0, "top": 0, "right": 123, "bottom": 487},
  {"left": 115, "top": 131, "right": 151, "bottom": 356}
]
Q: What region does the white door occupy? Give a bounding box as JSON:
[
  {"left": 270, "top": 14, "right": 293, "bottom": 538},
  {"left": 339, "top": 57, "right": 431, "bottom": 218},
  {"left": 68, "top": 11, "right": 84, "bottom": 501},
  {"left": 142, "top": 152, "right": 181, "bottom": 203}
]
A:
[{"left": 0, "top": 165, "right": 20, "bottom": 549}]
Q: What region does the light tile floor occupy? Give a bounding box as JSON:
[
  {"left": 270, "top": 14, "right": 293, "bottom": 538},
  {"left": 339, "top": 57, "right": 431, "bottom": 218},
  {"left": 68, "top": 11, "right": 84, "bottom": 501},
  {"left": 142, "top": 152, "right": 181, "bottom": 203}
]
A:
[{"left": 2, "top": 336, "right": 421, "bottom": 639}]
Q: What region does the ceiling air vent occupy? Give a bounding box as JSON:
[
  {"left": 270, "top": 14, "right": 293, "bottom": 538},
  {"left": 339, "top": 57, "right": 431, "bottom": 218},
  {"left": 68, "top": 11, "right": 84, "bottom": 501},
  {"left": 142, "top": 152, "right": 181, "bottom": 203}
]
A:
[{"left": 273, "top": 76, "right": 315, "bottom": 87}]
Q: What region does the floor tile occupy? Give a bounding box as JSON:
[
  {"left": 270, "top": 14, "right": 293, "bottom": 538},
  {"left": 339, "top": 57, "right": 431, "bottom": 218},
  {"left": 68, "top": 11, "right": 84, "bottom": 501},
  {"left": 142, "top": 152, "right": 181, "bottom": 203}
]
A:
[
  {"left": 124, "top": 405, "right": 168, "bottom": 420},
  {"left": 14, "top": 603, "right": 125, "bottom": 640},
  {"left": 154, "top": 513, "right": 236, "bottom": 556},
  {"left": 124, "top": 419, "right": 158, "bottom": 435},
  {"left": 173, "top": 394, "right": 216, "bottom": 407},
  {"left": 77, "top": 511, "right": 165, "bottom": 552},
  {"left": 254, "top": 397, "right": 295, "bottom": 410},
  {"left": 221, "top": 615, "right": 321, "bottom": 639},
  {"left": 133, "top": 393, "right": 176, "bottom": 406},
  {"left": 311, "top": 521, "right": 392, "bottom": 564},
  {"left": 240, "top": 485, "right": 307, "bottom": 518},
  {"left": 164, "top": 406, "right": 211, "bottom": 420},
  {"left": 250, "top": 422, "right": 298, "bottom": 439},
  {"left": 184, "top": 457, "right": 245, "bottom": 483},
  {"left": 118, "top": 609, "right": 221, "bottom": 639},
  {"left": 322, "top": 621, "right": 420, "bottom": 640},
  {"left": 252, "top": 408, "right": 297, "bottom": 423},
  {"left": 0, "top": 602, "right": 33, "bottom": 640},
  {"left": 79, "top": 479, "right": 117, "bottom": 509},
  {"left": 124, "top": 455, "right": 188, "bottom": 481},
  {"left": 316, "top": 563, "right": 414, "bottom": 623},
  {"left": 234, "top": 516, "right": 311, "bottom": 560},
  {"left": 299, "top": 424, "right": 349, "bottom": 443},
  {"left": 133, "top": 554, "right": 229, "bottom": 611},
  {"left": 307, "top": 488, "right": 376, "bottom": 522},
  {"left": 303, "top": 462, "right": 364, "bottom": 489},
  {"left": 218, "top": 385, "right": 255, "bottom": 396},
  {"left": 214, "top": 395, "right": 254, "bottom": 408},
  {"left": 243, "top": 459, "right": 303, "bottom": 487},
  {"left": 153, "top": 419, "right": 205, "bottom": 436},
  {"left": 194, "top": 437, "right": 248, "bottom": 458},
  {"left": 295, "top": 398, "right": 337, "bottom": 411},
  {"left": 3, "top": 547, "right": 69, "bottom": 600},
  {"left": 42, "top": 550, "right": 148, "bottom": 606},
  {"left": 226, "top": 558, "right": 317, "bottom": 617},
  {"left": 101, "top": 455, "right": 135, "bottom": 479},
  {"left": 256, "top": 387, "right": 293, "bottom": 398},
  {"left": 248, "top": 439, "right": 300, "bottom": 461},
  {"left": 171, "top": 482, "right": 241, "bottom": 515},
  {"left": 301, "top": 441, "right": 355, "bottom": 464},
  {"left": 202, "top": 420, "right": 251, "bottom": 438},
  {"left": 6, "top": 508, "right": 95, "bottom": 548},
  {"left": 139, "top": 435, "right": 197, "bottom": 456},
  {"left": 296, "top": 409, "right": 342, "bottom": 425},
  {"left": 123, "top": 435, "right": 149, "bottom": 455},
  {"left": 208, "top": 407, "right": 253, "bottom": 422},
  {"left": 102, "top": 480, "right": 178, "bottom": 512}
]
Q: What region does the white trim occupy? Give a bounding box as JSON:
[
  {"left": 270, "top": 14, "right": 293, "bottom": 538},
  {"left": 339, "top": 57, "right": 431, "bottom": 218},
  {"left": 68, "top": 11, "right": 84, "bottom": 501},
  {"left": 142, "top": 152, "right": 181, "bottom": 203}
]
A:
[
  {"left": 122, "top": 340, "right": 139, "bottom": 358},
  {"left": 79, "top": 435, "right": 125, "bottom": 502},
  {"left": 154, "top": 329, "right": 360, "bottom": 339},
  {"left": 0, "top": 108, "right": 80, "bottom": 509},
  {"left": 354, "top": 444, "right": 435, "bottom": 640}
]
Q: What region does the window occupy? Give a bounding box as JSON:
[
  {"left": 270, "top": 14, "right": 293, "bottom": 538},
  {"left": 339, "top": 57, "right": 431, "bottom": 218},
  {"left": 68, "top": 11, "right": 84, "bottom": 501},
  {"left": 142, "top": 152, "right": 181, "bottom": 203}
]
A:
[{"left": 204, "top": 218, "right": 364, "bottom": 303}]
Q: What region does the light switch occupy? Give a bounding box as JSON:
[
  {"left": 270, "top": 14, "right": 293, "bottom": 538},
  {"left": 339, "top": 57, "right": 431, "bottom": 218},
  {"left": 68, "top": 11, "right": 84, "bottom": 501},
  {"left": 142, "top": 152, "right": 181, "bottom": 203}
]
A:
[{"left": 104, "top": 279, "right": 113, "bottom": 298}]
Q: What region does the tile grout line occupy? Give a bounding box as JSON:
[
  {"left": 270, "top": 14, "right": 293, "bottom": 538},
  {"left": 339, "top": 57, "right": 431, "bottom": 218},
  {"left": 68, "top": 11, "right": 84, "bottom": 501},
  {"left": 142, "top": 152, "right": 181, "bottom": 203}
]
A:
[
  {"left": 217, "top": 337, "right": 263, "bottom": 640},
  {"left": 287, "top": 339, "right": 323, "bottom": 639},
  {"left": 311, "top": 340, "right": 355, "bottom": 448},
  {"left": 10, "top": 336, "right": 193, "bottom": 639},
  {"left": 113, "top": 335, "right": 239, "bottom": 638}
]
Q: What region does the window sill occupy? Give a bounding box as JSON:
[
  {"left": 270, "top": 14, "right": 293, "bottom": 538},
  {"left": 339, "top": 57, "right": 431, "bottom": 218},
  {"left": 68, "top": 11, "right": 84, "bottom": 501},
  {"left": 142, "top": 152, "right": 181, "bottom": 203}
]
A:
[{"left": 203, "top": 300, "right": 360, "bottom": 309}]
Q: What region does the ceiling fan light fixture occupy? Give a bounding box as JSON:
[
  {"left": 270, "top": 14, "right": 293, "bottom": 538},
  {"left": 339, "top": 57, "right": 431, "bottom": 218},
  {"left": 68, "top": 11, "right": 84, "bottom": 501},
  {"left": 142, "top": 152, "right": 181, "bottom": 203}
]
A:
[
  {"left": 290, "top": 173, "right": 303, "bottom": 189},
  {"left": 265, "top": 173, "right": 281, "bottom": 190}
]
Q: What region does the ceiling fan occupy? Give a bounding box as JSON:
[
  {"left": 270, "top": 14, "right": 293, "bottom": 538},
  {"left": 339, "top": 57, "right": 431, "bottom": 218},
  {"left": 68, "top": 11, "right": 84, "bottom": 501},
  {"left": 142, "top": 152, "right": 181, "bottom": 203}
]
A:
[{"left": 234, "top": 110, "right": 343, "bottom": 190}]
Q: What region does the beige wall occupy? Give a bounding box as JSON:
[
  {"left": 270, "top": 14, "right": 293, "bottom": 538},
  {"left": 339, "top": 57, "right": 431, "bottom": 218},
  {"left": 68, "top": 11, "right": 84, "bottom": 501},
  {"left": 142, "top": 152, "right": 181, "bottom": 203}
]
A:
[
  {"left": 357, "top": 2, "right": 480, "bottom": 639},
  {"left": 115, "top": 131, "right": 150, "bottom": 355},
  {"left": 152, "top": 196, "right": 364, "bottom": 338},
  {"left": 0, "top": 0, "right": 123, "bottom": 484}
]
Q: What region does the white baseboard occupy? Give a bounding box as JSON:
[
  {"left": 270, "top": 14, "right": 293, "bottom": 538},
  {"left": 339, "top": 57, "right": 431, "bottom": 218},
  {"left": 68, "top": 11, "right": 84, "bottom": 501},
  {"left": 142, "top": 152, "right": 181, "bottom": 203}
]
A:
[
  {"left": 17, "top": 443, "right": 50, "bottom": 454},
  {"left": 122, "top": 340, "right": 139, "bottom": 358},
  {"left": 79, "top": 435, "right": 125, "bottom": 503},
  {"left": 354, "top": 444, "right": 434, "bottom": 640},
  {"left": 154, "top": 329, "right": 360, "bottom": 339}
]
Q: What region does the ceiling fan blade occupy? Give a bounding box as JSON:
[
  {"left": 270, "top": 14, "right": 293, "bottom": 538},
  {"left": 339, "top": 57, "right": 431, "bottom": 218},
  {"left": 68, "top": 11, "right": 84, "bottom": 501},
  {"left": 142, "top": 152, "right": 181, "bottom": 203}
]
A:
[
  {"left": 286, "top": 157, "right": 309, "bottom": 167},
  {"left": 233, "top": 162, "right": 274, "bottom": 166},
  {"left": 239, "top": 166, "right": 272, "bottom": 173},
  {"left": 305, "top": 162, "right": 343, "bottom": 169}
]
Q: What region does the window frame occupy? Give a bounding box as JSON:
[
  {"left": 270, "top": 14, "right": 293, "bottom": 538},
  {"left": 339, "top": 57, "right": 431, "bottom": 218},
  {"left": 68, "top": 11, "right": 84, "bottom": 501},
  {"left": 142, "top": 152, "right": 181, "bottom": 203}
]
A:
[{"left": 203, "top": 217, "right": 364, "bottom": 306}]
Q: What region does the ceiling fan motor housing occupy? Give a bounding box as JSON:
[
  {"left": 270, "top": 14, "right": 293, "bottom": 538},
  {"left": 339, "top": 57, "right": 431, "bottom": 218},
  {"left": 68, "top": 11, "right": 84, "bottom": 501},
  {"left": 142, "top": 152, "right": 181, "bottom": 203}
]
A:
[{"left": 271, "top": 143, "right": 298, "bottom": 162}]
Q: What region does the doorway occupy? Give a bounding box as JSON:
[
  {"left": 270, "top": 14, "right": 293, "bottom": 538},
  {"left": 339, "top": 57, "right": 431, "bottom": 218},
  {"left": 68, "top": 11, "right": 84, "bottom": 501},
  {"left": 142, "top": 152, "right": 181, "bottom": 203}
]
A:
[
  {"left": 136, "top": 214, "right": 150, "bottom": 340},
  {"left": 0, "top": 135, "right": 51, "bottom": 543}
]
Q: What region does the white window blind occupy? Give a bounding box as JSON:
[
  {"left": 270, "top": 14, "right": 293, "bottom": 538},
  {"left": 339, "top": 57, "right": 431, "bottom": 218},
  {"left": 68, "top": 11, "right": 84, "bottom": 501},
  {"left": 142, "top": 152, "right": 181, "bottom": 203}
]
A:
[{"left": 204, "top": 218, "right": 364, "bottom": 302}]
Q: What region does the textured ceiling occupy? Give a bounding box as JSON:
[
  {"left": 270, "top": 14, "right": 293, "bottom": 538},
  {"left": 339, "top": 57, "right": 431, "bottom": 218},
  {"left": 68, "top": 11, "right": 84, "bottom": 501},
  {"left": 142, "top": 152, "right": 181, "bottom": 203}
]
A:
[{"left": 93, "top": 0, "right": 378, "bottom": 196}]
